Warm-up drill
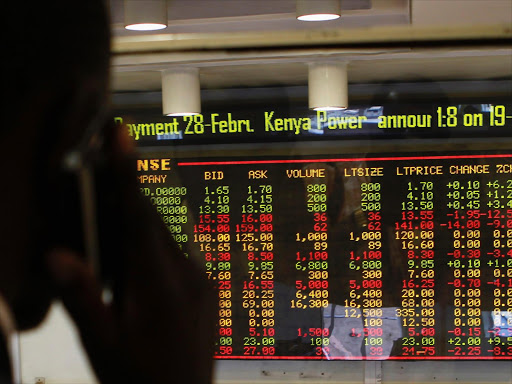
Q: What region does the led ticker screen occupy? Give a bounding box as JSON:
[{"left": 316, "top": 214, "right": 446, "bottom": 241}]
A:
[
  {"left": 137, "top": 151, "right": 512, "bottom": 361},
  {"left": 118, "top": 103, "right": 512, "bottom": 145}
]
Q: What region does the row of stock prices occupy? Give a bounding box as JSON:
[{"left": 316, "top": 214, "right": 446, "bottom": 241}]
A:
[{"left": 137, "top": 153, "right": 512, "bottom": 360}]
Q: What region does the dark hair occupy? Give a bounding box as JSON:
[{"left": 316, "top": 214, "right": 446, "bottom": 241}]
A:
[{"left": 4, "top": 1, "right": 111, "bottom": 121}]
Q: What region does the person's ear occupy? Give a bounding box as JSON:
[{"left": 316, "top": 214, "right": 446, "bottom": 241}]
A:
[{"left": 35, "top": 78, "right": 107, "bottom": 172}]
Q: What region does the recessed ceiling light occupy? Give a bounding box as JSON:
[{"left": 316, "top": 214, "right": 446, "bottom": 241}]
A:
[{"left": 125, "top": 23, "right": 167, "bottom": 31}]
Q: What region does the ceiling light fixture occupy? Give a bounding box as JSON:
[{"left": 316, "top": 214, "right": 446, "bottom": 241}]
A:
[
  {"left": 124, "top": 0, "right": 168, "bottom": 31},
  {"left": 296, "top": 0, "right": 341, "bottom": 21},
  {"left": 308, "top": 62, "right": 348, "bottom": 111},
  {"left": 162, "top": 68, "right": 201, "bottom": 116}
]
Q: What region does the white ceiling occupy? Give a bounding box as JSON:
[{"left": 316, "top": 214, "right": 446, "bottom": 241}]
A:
[
  {"left": 109, "top": 0, "right": 512, "bottom": 92},
  {"left": 110, "top": 0, "right": 397, "bottom": 35}
]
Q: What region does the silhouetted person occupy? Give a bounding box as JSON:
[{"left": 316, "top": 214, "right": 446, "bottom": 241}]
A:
[{"left": 2, "top": 2, "right": 214, "bottom": 383}]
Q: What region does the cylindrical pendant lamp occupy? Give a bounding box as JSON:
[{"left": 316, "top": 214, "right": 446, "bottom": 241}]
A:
[
  {"left": 124, "top": 0, "right": 168, "bottom": 31},
  {"left": 308, "top": 62, "right": 348, "bottom": 111},
  {"left": 296, "top": 0, "right": 341, "bottom": 21},
  {"left": 162, "top": 68, "right": 201, "bottom": 116}
]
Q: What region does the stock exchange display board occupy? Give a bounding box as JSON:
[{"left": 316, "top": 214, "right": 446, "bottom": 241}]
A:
[{"left": 130, "top": 103, "right": 512, "bottom": 361}]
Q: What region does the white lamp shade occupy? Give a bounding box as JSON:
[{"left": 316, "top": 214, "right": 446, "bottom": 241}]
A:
[
  {"left": 296, "top": 0, "right": 341, "bottom": 21},
  {"left": 308, "top": 63, "right": 348, "bottom": 110},
  {"left": 162, "top": 68, "right": 201, "bottom": 116},
  {"left": 124, "top": 0, "right": 167, "bottom": 31}
]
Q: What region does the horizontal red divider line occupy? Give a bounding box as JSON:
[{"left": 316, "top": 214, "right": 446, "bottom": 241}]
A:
[{"left": 178, "top": 153, "right": 512, "bottom": 166}]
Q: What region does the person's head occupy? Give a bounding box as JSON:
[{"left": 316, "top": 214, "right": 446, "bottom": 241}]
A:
[{"left": 2, "top": 1, "right": 110, "bottom": 329}]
